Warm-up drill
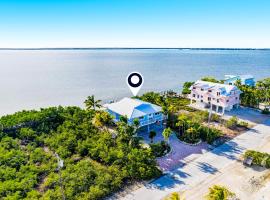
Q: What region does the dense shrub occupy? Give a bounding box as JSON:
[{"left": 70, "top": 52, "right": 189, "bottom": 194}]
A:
[
  {"left": 0, "top": 106, "right": 160, "bottom": 199},
  {"left": 150, "top": 141, "right": 171, "bottom": 157},
  {"left": 182, "top": 82, "right": 194, "bottom": 95},
  {"left": 262, "top": 108, "right": 270, "bottom": 115},
  {"left": 180, "top": 126, "right": 201, "bottom": 144},
  {"left": 225, "top": 116, "right": 238, "bottom": 129},
  {"left": 244, "top": 150, "right": 270, "bottom": 168},
  {"left": 199, "top": 126, "right": 222, "bottom": 144},
  {"left": 238, "top": 121, "right": 249, "bottom": 128},
  {"left": 205, "top": 185, "right": 235, "bottom": 200}
]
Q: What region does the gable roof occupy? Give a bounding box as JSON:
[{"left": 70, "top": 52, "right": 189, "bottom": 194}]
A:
[
  {"left": 104, "top": 97, "right": 162, "bottom": 119},
  {"left": 191, "top": 80, "right": 240, "bottom": 96}
]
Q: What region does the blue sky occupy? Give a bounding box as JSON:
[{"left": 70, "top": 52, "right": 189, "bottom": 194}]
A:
[{"left": 0, "top": 0, "right": 269, "bottom": 48}]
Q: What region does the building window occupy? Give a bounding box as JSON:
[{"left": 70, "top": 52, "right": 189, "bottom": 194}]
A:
[
  {"left": 193, "top": 87, "right": 196, "bottom": 89},
  {"left": 235, "top": 97, "right": 238, "bottom": 100},
  {"left": 201, "top": 88, "right": 204, "bottom": 91},
  {"left": 226, "top": 100, "right": 229, "bottom": 102},
  {"left": 217, "top": 92, "right": 220, "bottom": 96},
  {"left": 155, "top": 112, "right": 160, "bottom": 115},
  {"left": 193, "top": 94, "right": 195, "bottom": 97},
  {"left": 197, "top": 95, "right": 199, "bottom": 98},
  {"left": 217, "top": 99, "right": 220, "bottom": 103},
  {"left": 201, "top": 95, "right": 203, "bottom": 98},
  {"left": 208, "top": 90, "right": 212, "bottom": 92},
  {"left": 208, "top": 97, "right": 211, "bottom": 101},
  {"left": 201, "top": 100, "right": 203, "bottom": 103},
  {"left": 139, "top": 116, "right": 144, "bottom": 119}
]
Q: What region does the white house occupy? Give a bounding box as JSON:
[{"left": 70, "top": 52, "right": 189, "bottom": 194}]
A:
[
  {"left": 104, "top": 97, "right": 164, "bottom": 127},
  {"left": 189, "top": 80, "right": 242, "bottom": 115}
]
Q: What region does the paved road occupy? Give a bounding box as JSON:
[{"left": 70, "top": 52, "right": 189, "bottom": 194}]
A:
[{"left": 121, "top": 119, "right": 270, "bottom": 200}]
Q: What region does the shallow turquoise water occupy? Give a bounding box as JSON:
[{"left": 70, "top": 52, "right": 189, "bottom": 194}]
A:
[{"left": 0, "top": 49, "right": 270, "bottom": 115}]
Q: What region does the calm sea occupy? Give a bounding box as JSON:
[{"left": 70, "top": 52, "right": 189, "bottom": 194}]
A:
[{"left": 0, "top": 49, "right": 270, "bottom": 115}]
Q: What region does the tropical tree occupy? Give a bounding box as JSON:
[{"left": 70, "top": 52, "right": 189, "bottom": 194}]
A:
[
  {"left": 176, "top": 113, "right": 189, "bottom": 135},
  {"left": 185, "top": 127, "right": 199, "bottom": 143},
  {"left": 257, "top": 78, "right": 270, "bottom": 103},
  {"left": 92, "top": 111, "right": 113, "bottom": 128},
  {"left": 84, "top": 95, "right": 101, "bottom": 110},
  {"left": 205, "top": 185, "right": 235, "bottom": 200},
  {"left": 201, "top": 76, "right": 220, "bottom": 83},
  {"left": 182, "top": 81, "right": 194, "bottom": 95},
  {"left": 133, "top": 118, "right": 140, "bottom": 136},
  {"left": 149, "top": 130, "right": 156, "bottom": 143},
  {"left": 166, "top": 192, "right": 182, "bottom": 200},
  {"left": 162, "top": 128, "right": 173, "bottom": 144}
]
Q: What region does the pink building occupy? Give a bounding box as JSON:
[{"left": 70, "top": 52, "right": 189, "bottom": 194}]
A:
[{"left": 189, "top": 80, "right": 242, "bottom": 115}]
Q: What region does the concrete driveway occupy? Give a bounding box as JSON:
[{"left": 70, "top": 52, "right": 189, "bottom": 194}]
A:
[
  {"left": 224, "top": 106, "right": 269, "bottom": 124},
  {"left": 120, "top": 119, "right": 270, "bottom": 200}
]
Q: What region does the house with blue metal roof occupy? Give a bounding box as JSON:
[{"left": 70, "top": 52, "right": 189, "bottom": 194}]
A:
[
  {"left": 224, "top": 75, "right": 255, "bottom": 86},
  {"left": 104, "top": 97, "right": 164, "bottom": 127}
]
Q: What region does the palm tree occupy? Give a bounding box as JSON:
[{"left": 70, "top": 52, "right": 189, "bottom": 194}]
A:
[
  {"left": 149, "top": 130, "right": 156, "bottom": 143},
  {"left": 206, "top": 185, "right": 235, "bottom": 200},
  {"left": 162, "top": 127, "right": 172, "bottom": 144},
  {"left": 165, "top": 192, "right": 185, "bottom": 200},
  {"left": 176, "top": 114, "right": 188, "bottom": 136},
  {"left": 84, "top": 95, "right": 101, "bottom": 111}
]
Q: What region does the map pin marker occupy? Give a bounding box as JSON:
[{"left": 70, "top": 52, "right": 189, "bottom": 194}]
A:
[{"left": 126, "top": 72, "right": 144, "bottom": 96}]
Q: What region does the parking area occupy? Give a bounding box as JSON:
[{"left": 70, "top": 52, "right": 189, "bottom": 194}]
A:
[{"left": 224, "top": 106, "right": 269, "bottom": 124}]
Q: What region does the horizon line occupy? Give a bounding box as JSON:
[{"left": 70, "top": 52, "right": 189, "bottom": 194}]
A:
[{"left": 0, "top": 47, "right": 270, "bottom": 50}]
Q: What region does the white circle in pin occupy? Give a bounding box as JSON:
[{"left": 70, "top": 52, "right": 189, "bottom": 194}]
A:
[{"left": 126, "top": 72, "right": 144, "bottom": 96}]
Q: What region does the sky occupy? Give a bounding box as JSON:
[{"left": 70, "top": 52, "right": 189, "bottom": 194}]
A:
[{"left": 0, "top": 0, "right": 270, "bottom": 48}]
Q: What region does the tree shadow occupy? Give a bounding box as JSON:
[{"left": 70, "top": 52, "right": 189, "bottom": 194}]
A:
[
  {"left": 196, "top": 162, "right": 219, "bottom": 174},
  {"left": 211, "top": 140, "right": 245, "bottom": 161},
  {"left": 248, "top": 128, "right": 260, "bottom": 133},
  {"left": 147, "top": 173, "right": 186, "bottom": 190},
  {"left": 168, "top": 169, "right": 191, "bottom": 179}
]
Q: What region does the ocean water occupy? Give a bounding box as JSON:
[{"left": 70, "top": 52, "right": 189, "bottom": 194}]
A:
[{"left": 0, "top": 49, "right": 270, "bottom": 115}]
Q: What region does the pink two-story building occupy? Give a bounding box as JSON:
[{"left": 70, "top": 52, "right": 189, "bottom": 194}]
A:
[{"left": 189, "top": 81, "right": 242, "bottom": 115}]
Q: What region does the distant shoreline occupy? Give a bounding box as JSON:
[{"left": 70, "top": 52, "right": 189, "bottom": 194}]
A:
[{"left": 0, "top": 48, "right": 270, "bottom": 51}]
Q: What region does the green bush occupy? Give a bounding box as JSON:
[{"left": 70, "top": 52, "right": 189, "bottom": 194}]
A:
[
  {"left": 239, "top": 121, "right": 249, "bottom": 128},
  {"left": 262, "top": 108, "right": 270, "bottom": 115},
  {"left": 205, "top": 185, "right": 235, "bottom": 200},
  {"left": 199, "top": 126, "right": 222, "bottom": 144},
  {"left": 180, "top": 126, "right": 201, "bottom": 144},
  {"left": 211, "top": 113, "right": 221, "bottom": 122},
  {"left": 225, "top": 116, "right": 238, "bottom": 129},
  {"left": 182, "top": 82, "right": 194, "bottom": 95},
  {"left": 150, "top": 141, "right": 170, "bottom": 157},
  {"left": 244, "top": 150, "right": 270, "bottom": 168}
]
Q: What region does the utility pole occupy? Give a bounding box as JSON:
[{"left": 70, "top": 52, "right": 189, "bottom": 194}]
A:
[{"left": 208, "top": 103, "right": 213, "bottom": 137}]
